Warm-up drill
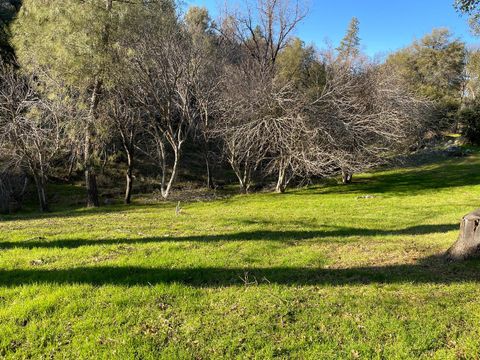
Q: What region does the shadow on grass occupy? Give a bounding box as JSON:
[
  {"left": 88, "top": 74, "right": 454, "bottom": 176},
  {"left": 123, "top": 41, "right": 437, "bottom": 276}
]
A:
[
  {"left": 300, "top": 156, "right": 480, "bottom": 196},
  {"left": 1, "top": 256, "right": 480, "bottom": 287},
  {"left": 0, "top": 202, "right": 174, "bottom": 222},
  {"left": 0, "top": 224, "right": 459, "bottom": 250}
]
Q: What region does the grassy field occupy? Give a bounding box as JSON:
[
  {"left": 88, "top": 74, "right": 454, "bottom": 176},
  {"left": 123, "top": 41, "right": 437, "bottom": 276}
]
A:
[{"left": 2, "top": 154, "right": 480, "bottom": 359}]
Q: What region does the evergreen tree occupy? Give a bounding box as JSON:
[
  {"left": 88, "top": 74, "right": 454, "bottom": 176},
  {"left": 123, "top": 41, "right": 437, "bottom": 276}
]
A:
[
  {"left": 387, "top": 28, "right": 466, "bottom": 105},
  {"left": 337, "top": 17, "right": 361, "bottom": 60},
  {"left": 276, "top": 37, "right": 325, "bottom": 95}
]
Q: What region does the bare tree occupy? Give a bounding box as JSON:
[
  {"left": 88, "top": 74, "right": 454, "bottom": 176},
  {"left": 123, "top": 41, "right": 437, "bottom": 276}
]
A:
[
  {"left": 0, "top": 63, "right": 64, "bottom": 212},
  {"left": 220, "top": 0, "right": 307, "bottom": 70},
  {"left": 186, "top": 7, "right": 224, "bottom": 189},
  {"left": 264, "top": 84, "right": 331, "bottom": 193},
  {"left": 214, "top": 60, "right": 269, "bottom": 193},
  {"left": 193, "top": 63, "right": 221, "bottom": 189},
  {"left": 308, "top": 54, "right": 432, "bottom": 184},
  {"left": 215, "top": 60, "right": 331, "bottom": 193},
  {"left": 215, "top": 22, "right": 430, "bottom": 193},
  {"left": 131, "top": 16, "right": 203, "bottom": 198},
  {"left": 104, "top": 86, "right": 145, "bottom": 204},
  {"left": 213, "top": 0, "right": 309, "bottom": 193}
]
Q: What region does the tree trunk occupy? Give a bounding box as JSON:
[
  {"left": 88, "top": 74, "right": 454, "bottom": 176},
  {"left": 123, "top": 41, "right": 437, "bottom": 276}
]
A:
[
  {"left": 239, "top": 182, "right": 249, "bottom": 194},
  {"left": 229, "top": 158, "right": 251, "bottom": 194},
  {"left": 204, "top": 144, "right": 214, "bottom": 189},
  {"left": 276, "top": 165, "right": 287, "bottom": 193},
  {"left": 234, "top": 170, "right": 249, "bottom": 194},
  {"left": 66, "top": 148, "right": 77, "bottom": 181},
  {"left": 161, "top": 146, "right": 180, "bottom": 199},
  {"left": 100, "top": 149, "right": 108, "bottom": 175},
  {"left": 239, "top": 171, "right": 251, "bottom": 194},
  {"left": 33, "top": 173, "right": 48, "bottom": 212},
  {"left": 84, "top": 79, "right": 101, "bottom": 208},
  {"left": 447, "top": 210, "right": 480, "bottom": 261},
  {"left": 342, "top": 170, "right": 353, "bottom": 184},
  {"left": 124, "top": 149, "right": 134, "bottom": 205},
  {"left": 234, "top": 167, "right": 249, "bottom": 194},
  {"left": 85, "top": 169, "right": 99, "bottom": 208}
]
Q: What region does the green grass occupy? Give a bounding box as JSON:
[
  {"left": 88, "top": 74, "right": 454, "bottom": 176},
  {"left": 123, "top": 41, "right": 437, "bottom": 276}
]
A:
[{"left": 2, "top": 155, "right": 480, "bottom": 359}]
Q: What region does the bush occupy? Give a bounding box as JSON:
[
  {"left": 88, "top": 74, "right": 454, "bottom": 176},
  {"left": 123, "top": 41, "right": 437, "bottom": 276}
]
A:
[
  {"left": 459, "top": 104, "right": 480, "bottom": 145},
  {"left": 438, "top": 102, "right": 461, "bottom": 132}
]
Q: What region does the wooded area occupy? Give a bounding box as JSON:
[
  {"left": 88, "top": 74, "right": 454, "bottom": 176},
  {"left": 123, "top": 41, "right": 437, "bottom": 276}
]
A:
[
  {"left": 0, "top": 0, "right": 450, "bottom": 210},
  {"left": 0, "top": 0, "right": 477, "bottom": 213}
]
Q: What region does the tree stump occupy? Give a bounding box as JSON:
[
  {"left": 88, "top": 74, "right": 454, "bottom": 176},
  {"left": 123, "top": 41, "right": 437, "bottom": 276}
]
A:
[{"left": 447, "top": 209, "right": 480, "bottom": 261}]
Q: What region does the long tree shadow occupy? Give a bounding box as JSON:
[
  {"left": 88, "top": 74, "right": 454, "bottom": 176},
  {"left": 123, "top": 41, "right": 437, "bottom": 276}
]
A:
[
  {"left": 0, "top": 202, "right": 175, "bottom": 223},
  {"left": 0, "top": 224, "right": 459, "bottom": 250},
  {"left": 303, "top": 156, "right": 480, "bottom": 196},
  {"left": 1, "top": 255, "right": 479, "bottom": 287}
]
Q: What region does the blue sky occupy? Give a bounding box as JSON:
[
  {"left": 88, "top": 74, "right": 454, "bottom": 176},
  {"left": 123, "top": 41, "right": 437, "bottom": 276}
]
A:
[{"left": 184, "top": 0, "right": 480, "bottom": 57}]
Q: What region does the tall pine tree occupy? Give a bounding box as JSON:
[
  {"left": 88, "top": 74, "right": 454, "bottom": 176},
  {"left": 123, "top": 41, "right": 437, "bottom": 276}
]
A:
[{"left": 337, "top": 17, "right": 361, "bottom": 61}]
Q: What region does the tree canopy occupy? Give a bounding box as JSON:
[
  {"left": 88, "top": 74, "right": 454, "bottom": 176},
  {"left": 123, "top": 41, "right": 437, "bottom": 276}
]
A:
[
  {"left": 387, "top": 28, "right": 466, "bottom": 105},
  {"left": 455, "top": 0, "right": 480, "bottom": 13}
]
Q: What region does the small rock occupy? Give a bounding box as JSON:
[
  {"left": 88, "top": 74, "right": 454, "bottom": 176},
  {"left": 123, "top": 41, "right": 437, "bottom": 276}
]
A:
[{"left": 357, "top": 195, "right": 376, "bottom": 199}]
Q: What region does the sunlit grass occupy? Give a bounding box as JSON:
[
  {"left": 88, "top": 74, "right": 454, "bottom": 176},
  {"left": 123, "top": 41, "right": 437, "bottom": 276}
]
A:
[{"left": 1, "top": 154, "right": 480, "bottom": 358}]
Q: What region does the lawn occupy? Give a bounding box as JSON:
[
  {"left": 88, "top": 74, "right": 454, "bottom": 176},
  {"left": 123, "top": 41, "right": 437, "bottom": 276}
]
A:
[{"left": 2, "top": 154, "right": 480, "bottom": 359}]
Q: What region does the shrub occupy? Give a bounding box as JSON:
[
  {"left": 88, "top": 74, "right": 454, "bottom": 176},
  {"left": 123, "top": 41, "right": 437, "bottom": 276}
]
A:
[{"left": 459, "top": 104, "right": 480, "bottom": 145}]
